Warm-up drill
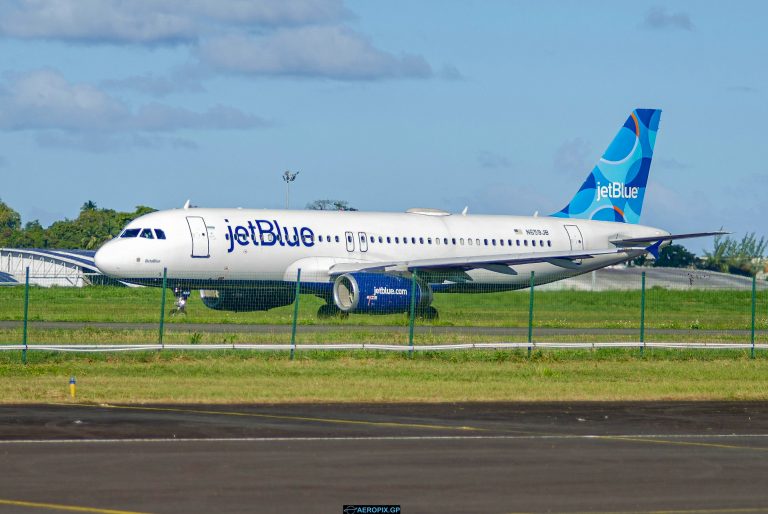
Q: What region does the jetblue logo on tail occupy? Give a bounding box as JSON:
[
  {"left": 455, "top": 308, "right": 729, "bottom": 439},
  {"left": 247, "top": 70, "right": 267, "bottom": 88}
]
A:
[
  {"left": 551, "top": 108, "right": 661, "bottom": 224},
  {"left": 596, "top": 182, "right": 639, "bottom": 202}
]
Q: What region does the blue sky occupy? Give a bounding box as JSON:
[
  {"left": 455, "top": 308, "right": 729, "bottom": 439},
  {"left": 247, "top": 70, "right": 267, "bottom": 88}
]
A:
[{"left": 1, "top": 0, "right": 765, "bottom": 254}]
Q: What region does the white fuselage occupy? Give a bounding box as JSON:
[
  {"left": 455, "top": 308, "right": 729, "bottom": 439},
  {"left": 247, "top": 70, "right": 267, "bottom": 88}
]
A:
[{"left": 94, "top": 207, "right": 668, "bottom": 293}]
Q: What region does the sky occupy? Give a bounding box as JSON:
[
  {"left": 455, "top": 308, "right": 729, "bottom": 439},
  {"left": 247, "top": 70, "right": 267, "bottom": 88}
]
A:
[{"left": 0, "top": 0, "right": 765, "bottom": 254}]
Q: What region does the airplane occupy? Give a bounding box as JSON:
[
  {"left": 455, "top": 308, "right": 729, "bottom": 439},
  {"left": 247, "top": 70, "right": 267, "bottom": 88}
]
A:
[{"left": 94, "top": 108, "right": 723, "bottom": 319}]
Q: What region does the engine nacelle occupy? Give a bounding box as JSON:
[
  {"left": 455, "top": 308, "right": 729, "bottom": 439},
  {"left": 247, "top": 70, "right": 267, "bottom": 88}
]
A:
[
  {"left": 332, "top": 273, "right": 432, "bottom": 314},
  {"left": 200, "top": 286, "right": 295, "bottom": 312}
]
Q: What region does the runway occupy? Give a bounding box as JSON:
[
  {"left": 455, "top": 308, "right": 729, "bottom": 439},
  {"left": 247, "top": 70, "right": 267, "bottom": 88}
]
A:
[{"left": 2, "top": 402, "right": 768, "bottom": 513}]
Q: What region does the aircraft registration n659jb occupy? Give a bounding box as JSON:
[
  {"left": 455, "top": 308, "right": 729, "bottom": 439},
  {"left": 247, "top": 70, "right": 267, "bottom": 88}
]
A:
[{"left": 95, "top": 108, "right": 723, "bottom": 318}]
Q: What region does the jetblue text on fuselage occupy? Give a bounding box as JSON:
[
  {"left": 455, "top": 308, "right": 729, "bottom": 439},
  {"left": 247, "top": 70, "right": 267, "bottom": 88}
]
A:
[
  {"left": 595, "top": 181, "right": 639, "bottom": 202},
  {"left": 225, "top": 219, "right": 315, "bottom": 253}
]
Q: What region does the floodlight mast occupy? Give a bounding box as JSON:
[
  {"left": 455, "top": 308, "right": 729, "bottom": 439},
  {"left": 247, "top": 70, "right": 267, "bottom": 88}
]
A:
[{"left": 282, "top": 170, "right": 299, "bottom": 209}]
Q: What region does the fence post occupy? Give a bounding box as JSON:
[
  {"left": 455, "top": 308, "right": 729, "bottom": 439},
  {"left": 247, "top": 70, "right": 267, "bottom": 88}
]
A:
[
  {"left": 751, "top": 274, "right": 756, "bottom": 359},
  {"left": 290, "top": 268, "right": 302, "bottom": 360},
  {"left": 640, "top": 271, "right": 646, "bottom": 357},
  {"left": 22, "top": 266, "right": 29, "bottom": 365},
  {"left": 158, "top": 267, "right": 167, "bottom": 349},
  {"left": 408, "top": 271, "right": 417, "bottom": 358},
  {"left": 528, "top": 271, "right": 535, "bottom": 357}
]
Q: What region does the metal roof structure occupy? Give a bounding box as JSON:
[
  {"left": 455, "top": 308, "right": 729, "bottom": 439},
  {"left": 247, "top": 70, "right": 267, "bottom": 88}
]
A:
[{"left": 0, "top": 248, "right": 102, "bottom": 287}]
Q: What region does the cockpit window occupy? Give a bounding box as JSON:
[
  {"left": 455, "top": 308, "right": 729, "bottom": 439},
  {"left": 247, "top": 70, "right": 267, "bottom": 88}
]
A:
[
  {"left": 120, "top": 228, "right": 141, "bottom": 238},
  {"left": 155, "top": 229, "right": 166, "bottom": 240},
  {"left": 140, "top": 228, "right": 154, "bottom": 239}
]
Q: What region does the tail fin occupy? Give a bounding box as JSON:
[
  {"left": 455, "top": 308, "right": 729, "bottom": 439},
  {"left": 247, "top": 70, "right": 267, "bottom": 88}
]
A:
[{"left": 551, "top": 108, "right": 661, "bottom": 224}]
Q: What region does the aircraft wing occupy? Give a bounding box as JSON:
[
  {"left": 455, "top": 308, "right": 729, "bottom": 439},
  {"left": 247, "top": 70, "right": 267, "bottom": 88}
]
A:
[
  {"left": 610, "top": 231, "right": 728, "bottom": 246},
  {"left": 328, "top": 247, "right": 645, "bottom": 276}
]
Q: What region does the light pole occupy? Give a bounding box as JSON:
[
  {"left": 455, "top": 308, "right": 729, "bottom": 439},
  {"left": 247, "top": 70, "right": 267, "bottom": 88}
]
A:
[{"left": 282, "top": 170, "right": 299, "bottom": 209}]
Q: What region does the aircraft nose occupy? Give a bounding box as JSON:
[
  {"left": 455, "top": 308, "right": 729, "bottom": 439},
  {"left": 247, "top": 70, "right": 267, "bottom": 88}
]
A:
[{"left": 94, "top": 241, "right": 122, "bottom": 276}]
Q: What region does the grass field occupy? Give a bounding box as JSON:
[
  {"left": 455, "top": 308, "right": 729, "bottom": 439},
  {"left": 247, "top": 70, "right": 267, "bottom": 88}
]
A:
[
  {"left": 1, "top": 350, "right": 766, "bottom": 403},
  {"left": 1, "top": 284, "right": 766, "bottom": 330},
  {"left": 1, "top": 285, "right": 766, "bottom": 404}
]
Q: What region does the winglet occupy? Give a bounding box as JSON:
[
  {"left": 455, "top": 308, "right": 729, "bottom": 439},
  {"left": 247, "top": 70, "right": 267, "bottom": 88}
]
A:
[{"left": 645, "top": 240, "right": 663, "bottom": 259}]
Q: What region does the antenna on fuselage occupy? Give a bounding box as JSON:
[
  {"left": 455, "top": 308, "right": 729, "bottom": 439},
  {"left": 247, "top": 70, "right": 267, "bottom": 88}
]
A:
[
  {"left": 183, "top": 199, "right": 191, "bottom": 210},
  {"left": 461, "top": 206, "right": 468, "bottom": 216}
]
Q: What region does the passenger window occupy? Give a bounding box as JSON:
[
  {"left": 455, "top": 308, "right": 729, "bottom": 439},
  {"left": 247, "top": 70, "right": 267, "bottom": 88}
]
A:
[
  {"left": 121, "top": 228, "right": 140, "bottom": 238},
  {"left": 548, "top": 240, "right": 552, "bottom": 247},
  {"left": 411, "top": 237, "right": 416, "bottom": 244},
  {"left": 395, "top": 237, "right": 399, "bottom": 244},
  {"left": 540, "top": 240, "right": 544, "bottom": 247},
  {"left": 404, "top": 238, "right": 408, "bottom": 245},
  {"left": 532, "top": 240, "right": 536, "bottom": 247},
  {"left": 427, "top": 237, "right": 432, "bottom": 245},
  {"left": 387, "top": 237, "right": 391, "bottom": 244},
  {"left": 524, "top": 240, "right": 528, "bottom": 246},
  {"left": 435, "top": 238, "right": 440, "bottom": 245},
  {"left": 468, "top": 239, "right": 473, "bottom": 246},
  {"left": 419, "top": 237, "right": 424, "bottom": 244},
  {"left": 492, "top": 239, "right": 497, "bottom": 246},
  {"left": 508, "top": 239, "right": 512, "bottom": 246},
  {"left": 140, "top": 228, "right": 154, "bottom": 239},
  {"left": 335, "top": 235, "right": 340, "bottom": 243},
  {"left": 500, "top": 240, "right": 504, "bottom": 246},
  {"left": 516, "top": 240, "right": 520, "bottom": 246},
  {"left": 459, "top": 238, "right": 464, "bottom": 245},
  {"left": 154, "top": 229, "right": 166, "bottom": 240},
  {"left": 476, "top": 239, "right": 480, "bottom": 246}
]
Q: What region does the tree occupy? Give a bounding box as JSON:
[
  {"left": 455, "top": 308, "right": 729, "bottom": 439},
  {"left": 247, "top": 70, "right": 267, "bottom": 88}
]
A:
[
  {"left": 0, "top": 198, "right": 22, "bottom": 245},
  {"left": 701, "top": 232, "right": 767, "bottom": 276},
  {"left": 654, "top": 244, "right": 696, "bottom": 268},
  {"left": 81, "top": 200, "right": 97, "bottom": 212},
  {"left": 306, "top": 199, "right": 358, "bottom": 211}
]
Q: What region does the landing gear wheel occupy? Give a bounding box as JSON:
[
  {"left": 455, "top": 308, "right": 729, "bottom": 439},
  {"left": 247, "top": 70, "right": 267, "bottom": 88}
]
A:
[
  {"left": 416, "top": 306, "right": 439, "bottom": 320},
  {"left": 317, "top": 303, "right": 349, "bottom": 319}
]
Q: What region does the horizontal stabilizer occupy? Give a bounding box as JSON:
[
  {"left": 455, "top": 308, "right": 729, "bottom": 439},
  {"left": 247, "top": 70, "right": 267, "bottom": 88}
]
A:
[{"left": 611, "top": 231, "right": 728, "bottom": 246}]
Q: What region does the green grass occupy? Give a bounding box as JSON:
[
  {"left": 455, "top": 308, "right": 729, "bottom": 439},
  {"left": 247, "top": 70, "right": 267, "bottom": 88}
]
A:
[
  {"left": 1, "top": 350, "right": 767, "bottom": 403},
  {"left": 1, "top": 285, "right": 766, "bottom": 331}
]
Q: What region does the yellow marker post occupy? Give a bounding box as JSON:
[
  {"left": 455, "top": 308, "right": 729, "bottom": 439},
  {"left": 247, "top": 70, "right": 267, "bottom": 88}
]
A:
[{"left": 69, "top": 376, "right": 76, "bottom": 399}]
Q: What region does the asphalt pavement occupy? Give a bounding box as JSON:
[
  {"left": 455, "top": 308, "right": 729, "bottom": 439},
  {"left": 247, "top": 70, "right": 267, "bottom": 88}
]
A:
[{"left": 2, "top": 402, "right": 768, "bottom": 514}]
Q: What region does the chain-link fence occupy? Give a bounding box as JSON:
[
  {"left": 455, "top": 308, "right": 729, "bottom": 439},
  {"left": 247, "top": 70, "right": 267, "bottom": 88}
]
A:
[{"left": 1, "top": 266, "right": 766, "bottom": 358}]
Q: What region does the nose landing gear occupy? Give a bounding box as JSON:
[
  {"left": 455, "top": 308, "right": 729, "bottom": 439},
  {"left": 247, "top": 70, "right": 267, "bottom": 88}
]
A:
[{"left": 171, "top": 287, "right": 191, "bottom": 315}]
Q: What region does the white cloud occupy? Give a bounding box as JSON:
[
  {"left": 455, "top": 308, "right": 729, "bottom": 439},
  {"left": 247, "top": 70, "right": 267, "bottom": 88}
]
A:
[
  {"left": 553, "top": 138, "right": 593, "bottom": 174},
  {"left": 477, "top": 151, "right": 511, "bottom": 169},
  {"left": 642, "top": 7, "right": 694, "bottom": 31},
  {"left": 0, "top": 69, "right": 267, "bottom": 133},
  {"left": 197, "top": 27, "right": 433, "bottom": 80},
  {"left": 102, "top": 74, "right": 206, "bottom": 98},
  {"left": 0, "top": 0, "right": 346, "bottom": 44},
  {"left": 0, "top": 1, "right": 444, "bottom": 82}
]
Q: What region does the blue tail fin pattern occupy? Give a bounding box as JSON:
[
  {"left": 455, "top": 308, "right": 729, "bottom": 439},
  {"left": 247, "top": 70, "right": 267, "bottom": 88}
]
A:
[{"left": 551, "top": 108, "right": 661, "bottom": 224}]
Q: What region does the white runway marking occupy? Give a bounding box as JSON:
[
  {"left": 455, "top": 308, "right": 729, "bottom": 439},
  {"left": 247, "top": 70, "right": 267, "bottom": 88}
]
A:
[{"left": 2, "top": 434, "right": 768, "bottom": 444}]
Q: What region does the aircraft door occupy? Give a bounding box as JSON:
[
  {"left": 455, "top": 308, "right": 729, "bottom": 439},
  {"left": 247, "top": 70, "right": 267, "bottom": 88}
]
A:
[
  {"left": 345, "top": 231, "right": 355, "bottom": 252},
  {"left": 564, "top": 224, "right": 583, "bottom": 264},
  {"left": 186, "top": 216, "right": 210, "bottom": 258},
  {"left": 358, "top": 232, "right": 368, "bottom": 252},
  {"left": 564, "top": 225, "right": 584, "bottom": 251}
]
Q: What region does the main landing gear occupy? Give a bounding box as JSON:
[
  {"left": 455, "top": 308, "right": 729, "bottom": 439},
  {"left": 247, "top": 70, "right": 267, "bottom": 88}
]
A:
[
  {"left": 317, "top": 303, "right": 349, "bottom": 319},
  {"left": 416, "top": 306, "right": 439, "bottom": 320}
]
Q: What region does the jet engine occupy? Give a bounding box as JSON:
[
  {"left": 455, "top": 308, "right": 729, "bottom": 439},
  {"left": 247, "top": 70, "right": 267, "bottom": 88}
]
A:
[{"left": 332, "top": 273, "right": 432, "bottom": 314}]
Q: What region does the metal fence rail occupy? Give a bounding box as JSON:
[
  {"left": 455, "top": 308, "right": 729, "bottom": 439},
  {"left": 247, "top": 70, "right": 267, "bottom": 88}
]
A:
[
  {"left": 2, "top": 342, "right": 768, "bottom": 353},
  {"left": 0, "top": 265, "right": 766, "bottom": 361}
]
